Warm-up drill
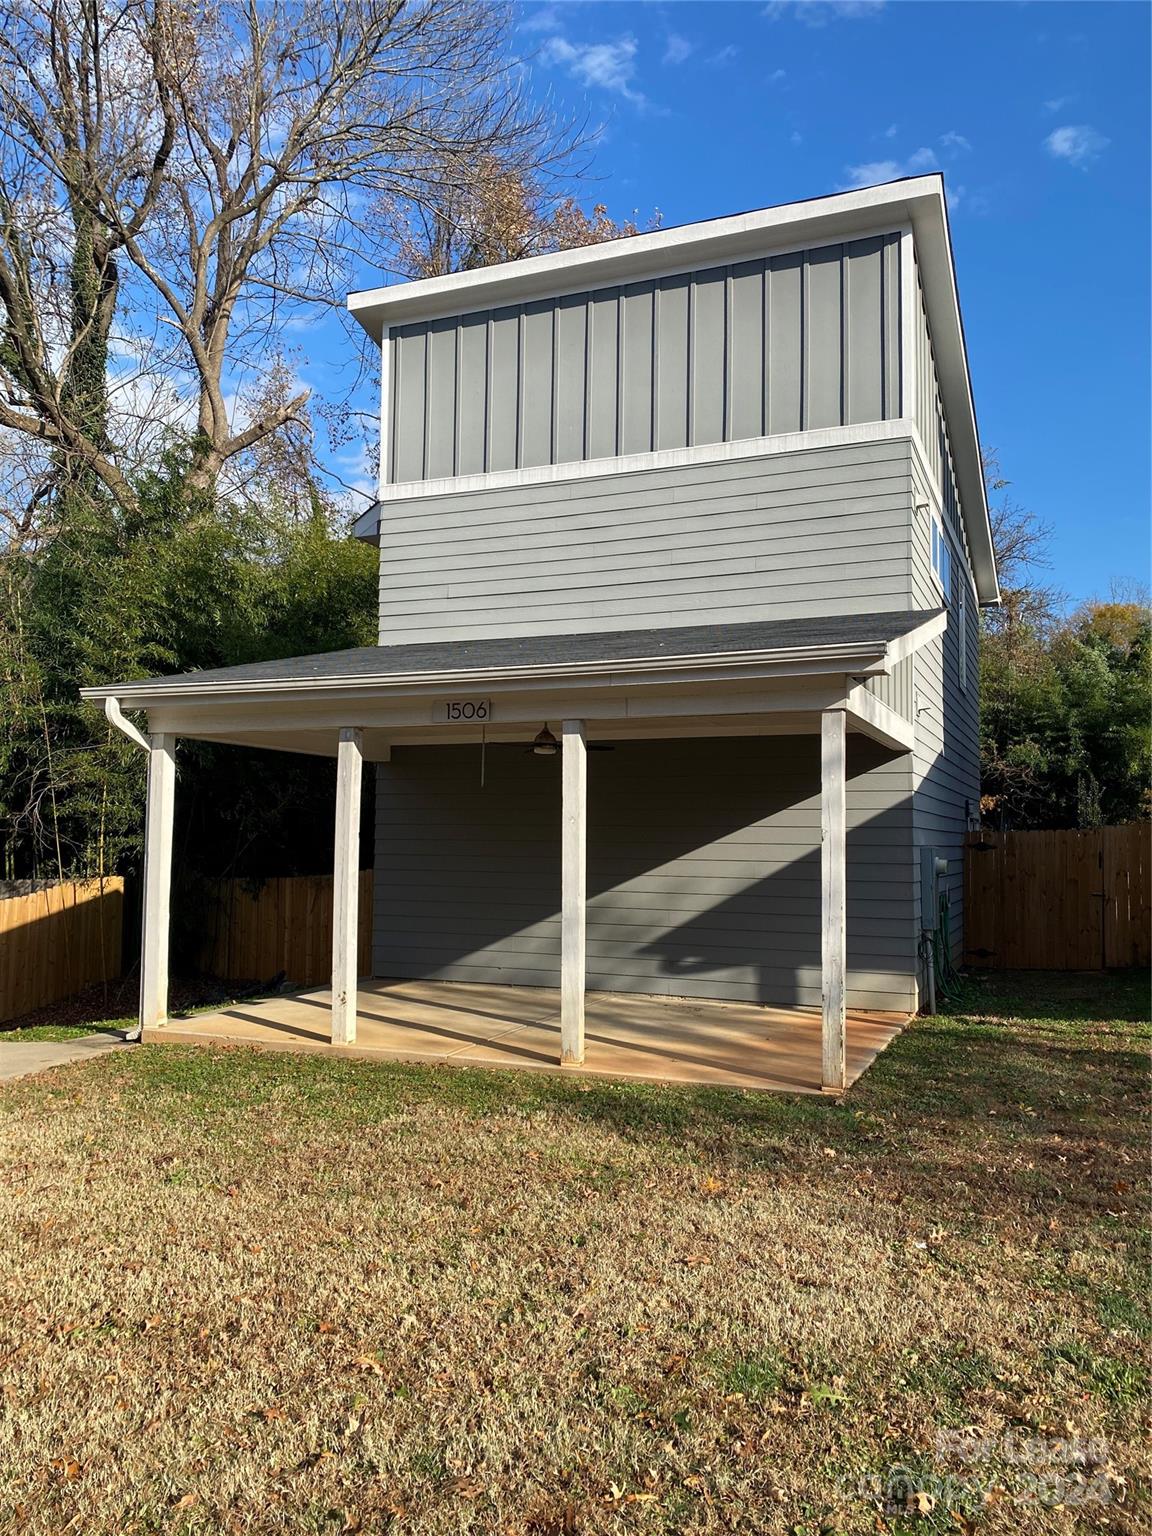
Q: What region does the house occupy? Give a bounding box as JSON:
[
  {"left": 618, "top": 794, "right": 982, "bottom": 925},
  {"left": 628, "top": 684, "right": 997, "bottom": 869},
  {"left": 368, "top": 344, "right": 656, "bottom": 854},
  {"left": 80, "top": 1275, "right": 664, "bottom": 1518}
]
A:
[{"left": 84, "top": 174, "right": 999, "bottom": 1093}]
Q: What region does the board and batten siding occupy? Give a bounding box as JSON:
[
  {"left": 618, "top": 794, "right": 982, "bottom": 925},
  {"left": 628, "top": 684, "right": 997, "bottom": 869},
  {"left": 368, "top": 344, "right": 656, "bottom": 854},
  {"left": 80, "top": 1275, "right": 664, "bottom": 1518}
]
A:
[
  {"left": 387, "top": 234, "right": 904, "bottom": 483},
  {"left": 373, "top": 737, "right": 918, "bottom": 1013},
  {"left": 377, "top": 438, "right": 917, "bottom": 644}
]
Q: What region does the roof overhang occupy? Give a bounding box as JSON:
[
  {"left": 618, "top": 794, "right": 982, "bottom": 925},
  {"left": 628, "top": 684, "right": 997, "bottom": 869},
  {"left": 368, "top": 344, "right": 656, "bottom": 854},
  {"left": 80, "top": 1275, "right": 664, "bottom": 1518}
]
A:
[
  {"left": 81, "top": 612, "right": 945, "bottom": 712},
  {"left": 348, "top": 175, "right": 998, "bottom": 607}
]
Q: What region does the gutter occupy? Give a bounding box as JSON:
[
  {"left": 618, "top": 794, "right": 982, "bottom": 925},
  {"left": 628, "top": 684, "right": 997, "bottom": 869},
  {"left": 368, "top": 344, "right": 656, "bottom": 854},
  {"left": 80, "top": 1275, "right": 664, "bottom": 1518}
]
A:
[{"left": 79, "top": 639, "right": 905, "bottom": 709}]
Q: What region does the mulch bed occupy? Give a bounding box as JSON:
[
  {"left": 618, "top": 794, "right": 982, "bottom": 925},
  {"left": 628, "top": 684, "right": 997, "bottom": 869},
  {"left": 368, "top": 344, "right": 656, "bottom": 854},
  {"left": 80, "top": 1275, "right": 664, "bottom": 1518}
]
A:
[{"left": 0, "top": 973, "right": 268, "bottom": 1034}]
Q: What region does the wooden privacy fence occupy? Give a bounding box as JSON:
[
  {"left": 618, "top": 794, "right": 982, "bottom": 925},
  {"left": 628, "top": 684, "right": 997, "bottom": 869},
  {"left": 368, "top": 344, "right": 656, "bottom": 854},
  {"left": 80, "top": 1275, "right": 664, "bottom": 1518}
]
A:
[
  {"left": 0, "top": 878, "right": 125, "bottom": 1023},
  {"left": 196, "top": 871, "right": 373, "bottom": 987},
  {"left": 964, "top": 825, "right": 1150, "bottom": 970}
]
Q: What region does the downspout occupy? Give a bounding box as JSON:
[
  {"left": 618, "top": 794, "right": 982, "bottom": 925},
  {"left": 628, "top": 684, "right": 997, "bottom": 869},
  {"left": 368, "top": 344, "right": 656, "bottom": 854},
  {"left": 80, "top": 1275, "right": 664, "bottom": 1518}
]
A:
[
  {"left": 103, "top": 697, "right": 150, "bottom": 1040},
  {"left": 104, "top": 696, "right": 150, "bottom": 753}
]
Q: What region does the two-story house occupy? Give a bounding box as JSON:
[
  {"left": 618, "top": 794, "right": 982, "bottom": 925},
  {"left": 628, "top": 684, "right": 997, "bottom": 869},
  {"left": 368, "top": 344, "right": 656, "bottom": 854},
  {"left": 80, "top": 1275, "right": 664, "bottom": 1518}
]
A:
[{"left": 85, "top": 174, "right": 999, "bottom": 1093}]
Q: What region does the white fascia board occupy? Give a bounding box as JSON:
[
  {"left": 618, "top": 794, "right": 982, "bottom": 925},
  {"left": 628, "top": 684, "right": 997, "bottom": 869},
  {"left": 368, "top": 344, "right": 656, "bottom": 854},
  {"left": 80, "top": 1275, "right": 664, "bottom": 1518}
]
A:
[{"left": 347, "top": 178, "right": 938, "bottom": 336}]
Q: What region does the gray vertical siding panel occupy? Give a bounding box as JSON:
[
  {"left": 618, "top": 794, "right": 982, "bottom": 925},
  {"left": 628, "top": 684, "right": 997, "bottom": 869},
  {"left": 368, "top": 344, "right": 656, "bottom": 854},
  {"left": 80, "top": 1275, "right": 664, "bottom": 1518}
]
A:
[
  {"left": 520, "top": 299, "right": 554, "bottom": 469},
  {"left": 425, "top": 318, "right": 457, "bottom": 478},
  {"left": 691, "top": 268, "right": 727, "bottom": 446},
  {"left": 846, "top": 237, "right": 884, "bottom": 426},
  {"left": 620, "top": 282, "right": 655, "bottom": 454},
  {"left": 487, "top": 306, "right": 520, "bottom": 472},
  {"left": 655, "top": 274, "right": 690, "bottom": 450},
  {"left": 882, "top": 236, "right": 901, "bottom": 419},
  {"left": 729, "top": 261, "right": 765, "bottom": 441},
  {"left": 554, "top": 294, "right": 588, "bottom": 463},
  {"left": 456, "top": 312, "right": 489, "bottom": 476},
  {"left": 385, "top": 233, "right": 904, "bottom": 482},
  {"left": 587, "top": 289, "right": 620, "bottom": 460},
  {"left": 805, "top": 244, "right": 843, "bottom": 430},
  {"left": 374, "top": 736, "right": 918, "bottom": 1012},
  {"left": 766, "top": 253, "right": 803, "bottom": 434},
  {"left": 392, "top": 327, "right": 426, "bottom": 483}
]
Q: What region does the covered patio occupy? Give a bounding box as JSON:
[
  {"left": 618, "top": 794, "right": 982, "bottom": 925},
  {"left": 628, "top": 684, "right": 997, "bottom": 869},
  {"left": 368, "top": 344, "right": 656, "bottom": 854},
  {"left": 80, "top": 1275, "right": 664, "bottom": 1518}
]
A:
[
  {"left": 153, "top": 978, "right": 907, "bottom": 1095},
  {"left": 83, "top": 610, "right": 943, "bottom": 1094}
]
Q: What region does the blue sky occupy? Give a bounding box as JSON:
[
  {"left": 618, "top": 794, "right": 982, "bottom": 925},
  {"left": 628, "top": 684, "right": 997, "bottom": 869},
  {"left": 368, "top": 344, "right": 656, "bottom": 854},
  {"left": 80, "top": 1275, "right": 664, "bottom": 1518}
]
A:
[{"left": 331, "top": 0, "right": 1150, "bottom": 609}]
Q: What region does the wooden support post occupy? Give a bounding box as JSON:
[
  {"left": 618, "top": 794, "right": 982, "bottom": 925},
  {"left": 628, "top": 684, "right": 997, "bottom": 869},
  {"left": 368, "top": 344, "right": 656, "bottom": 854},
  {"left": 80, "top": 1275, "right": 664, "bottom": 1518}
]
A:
[
  {"left": 332, "top": 727, "right": 364, "bottom": 1045},
  {"left": 560, "top": 719, "right": 587, "bottom": 1065},
  {"left": 139, "top": 733, "right": 176, "bottom": 1037},
  {"left": 821, "top": 709, "right": 847, "bottom": 1092}
]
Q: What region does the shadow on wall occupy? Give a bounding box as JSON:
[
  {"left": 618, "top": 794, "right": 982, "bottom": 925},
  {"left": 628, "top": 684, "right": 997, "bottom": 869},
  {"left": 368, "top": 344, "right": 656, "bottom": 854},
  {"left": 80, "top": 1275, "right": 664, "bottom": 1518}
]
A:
[{"left": 374, "top": 735, "right": 916, "bottom": 1011}]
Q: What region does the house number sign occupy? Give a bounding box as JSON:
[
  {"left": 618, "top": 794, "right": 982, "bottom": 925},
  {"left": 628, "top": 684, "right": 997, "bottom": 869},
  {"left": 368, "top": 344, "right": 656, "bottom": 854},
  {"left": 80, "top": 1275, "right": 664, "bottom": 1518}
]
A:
[{"left": 438, "top": 699, "right": 491, "bottom": 722}]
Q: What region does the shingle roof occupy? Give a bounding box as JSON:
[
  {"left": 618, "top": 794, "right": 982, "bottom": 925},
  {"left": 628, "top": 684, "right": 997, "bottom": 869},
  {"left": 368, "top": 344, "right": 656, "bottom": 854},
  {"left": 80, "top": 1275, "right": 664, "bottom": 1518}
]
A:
[{"left": 84, "top": 611, "right": 943, "bottom": 698}]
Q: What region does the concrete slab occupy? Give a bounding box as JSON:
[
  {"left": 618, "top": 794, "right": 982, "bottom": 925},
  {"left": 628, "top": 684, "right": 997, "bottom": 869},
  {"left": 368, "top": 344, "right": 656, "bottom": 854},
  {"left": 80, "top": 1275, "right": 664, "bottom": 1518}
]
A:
[{"left": 0, "top": 1032, "right": 129, "bottom": 1082}]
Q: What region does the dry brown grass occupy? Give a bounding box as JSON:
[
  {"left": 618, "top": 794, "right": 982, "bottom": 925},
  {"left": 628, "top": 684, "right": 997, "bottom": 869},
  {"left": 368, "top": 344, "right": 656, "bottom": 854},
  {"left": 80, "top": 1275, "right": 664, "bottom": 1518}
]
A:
[{"left": 0, "top": 972, "right": 1147, "bottom": 1535}]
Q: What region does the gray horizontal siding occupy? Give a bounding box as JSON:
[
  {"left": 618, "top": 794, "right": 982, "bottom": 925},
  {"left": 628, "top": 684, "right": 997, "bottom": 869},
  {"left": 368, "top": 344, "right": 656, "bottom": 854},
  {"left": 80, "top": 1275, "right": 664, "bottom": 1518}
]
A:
[
  {"left": 374, "top": 737, "right": 917, "bottom": 1012},
  {"left": 866, "top": 655, "right": 914, "bottom": 720},
  {"left": 388, "top": 233, "right": 903, "bottom": 482},
  {"left": 378, "top": 438, "right": 916, "bottom": 643},
  {"left": 911, "top": 504, "right": 980, "bottom": 965}
]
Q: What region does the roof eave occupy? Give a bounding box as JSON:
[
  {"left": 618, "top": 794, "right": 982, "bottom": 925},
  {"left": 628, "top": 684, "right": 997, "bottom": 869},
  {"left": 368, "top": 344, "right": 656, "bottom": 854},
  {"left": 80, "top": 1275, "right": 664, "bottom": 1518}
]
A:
[
  {"left": 78, "top": 613, "right": 945, "bottom": 710},
  {"left": 347, "top": 177, "right": 941, "bottom": 338}
]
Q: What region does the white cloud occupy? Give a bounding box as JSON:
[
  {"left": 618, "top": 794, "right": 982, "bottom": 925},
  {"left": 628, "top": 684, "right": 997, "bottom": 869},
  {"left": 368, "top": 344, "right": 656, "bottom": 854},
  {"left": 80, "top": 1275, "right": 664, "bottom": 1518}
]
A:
[
  {"left": 841, "top": 145, "right": 936, "bottom": 188},
  {"left": 764, "top": 0, "right": 885, "bottom": 26},
  {"left": 790, "top": 130, "right": 803, "bottom": 146},
  {"left": 1044, "top": 123, "right": 1109, "bottom": 167},
  {"left": 939, "top": 130, "right": 971, "bottom": 154},
  {"left": 706, "top": 43, "right": 739, "bottom": 66},
  {"left": 662, "top": 33, "right": 693, "bottom": 66},
  {"left": 882, "top": 122, "right": 899, "bottom": 139},
  {"left": 1043, "top": 95, "right": 1072, "bottom": 114},
  {"left": 769, "top": 67, "right": 787, "bottom": 82},
  {"left": 539, "top": 33, "right": 643, "bottom": 101},
  {"left": 520, "top": 6, "right": 561, "bottom": 34}
]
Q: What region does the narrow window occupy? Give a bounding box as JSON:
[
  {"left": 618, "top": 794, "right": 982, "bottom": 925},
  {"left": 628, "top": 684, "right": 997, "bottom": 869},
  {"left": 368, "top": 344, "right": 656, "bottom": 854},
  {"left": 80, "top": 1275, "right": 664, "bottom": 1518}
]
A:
[
  {"left": 931, "top": 513, "right": 951, "bottom": 598},
  {"left": 958, "top": 583, "right": 968, "bottom": 691}
]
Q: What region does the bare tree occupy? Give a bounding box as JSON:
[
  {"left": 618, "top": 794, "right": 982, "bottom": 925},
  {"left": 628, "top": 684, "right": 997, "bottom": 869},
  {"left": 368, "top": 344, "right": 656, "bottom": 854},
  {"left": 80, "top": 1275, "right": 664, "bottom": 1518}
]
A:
[
  {"left": 983, "top": 449, "right": 1060, "bottom": 639},
  {"left": 392, "top": 154, "right": 659, "bottom": 279},
  {"left": 0, "top": 0, "right": 573, "bottom": 540}
]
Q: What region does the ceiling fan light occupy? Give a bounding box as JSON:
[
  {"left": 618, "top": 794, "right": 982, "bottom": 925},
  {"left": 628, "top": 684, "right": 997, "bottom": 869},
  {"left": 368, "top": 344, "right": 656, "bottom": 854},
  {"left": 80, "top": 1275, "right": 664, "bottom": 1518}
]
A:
[{"left": 532, "top": 724, "right": 560, "bottom": 756}]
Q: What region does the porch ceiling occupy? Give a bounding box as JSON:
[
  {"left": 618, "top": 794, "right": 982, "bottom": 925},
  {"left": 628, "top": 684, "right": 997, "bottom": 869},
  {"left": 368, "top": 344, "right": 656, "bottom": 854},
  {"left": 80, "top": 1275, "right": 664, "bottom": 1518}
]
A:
[{"left": 148, "top": 978, "right": 908, "bottom": 1096}]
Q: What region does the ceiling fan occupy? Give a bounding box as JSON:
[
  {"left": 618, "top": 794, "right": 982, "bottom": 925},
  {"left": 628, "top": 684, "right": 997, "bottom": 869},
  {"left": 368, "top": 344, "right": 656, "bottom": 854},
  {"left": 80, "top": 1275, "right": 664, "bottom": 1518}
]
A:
[{"left": 527, "top": 724, "right": 615, "bottom": 755}]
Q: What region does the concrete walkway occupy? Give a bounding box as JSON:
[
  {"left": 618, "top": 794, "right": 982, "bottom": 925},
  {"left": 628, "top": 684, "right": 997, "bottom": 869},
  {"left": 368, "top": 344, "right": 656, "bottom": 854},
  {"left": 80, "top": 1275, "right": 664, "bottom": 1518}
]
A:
[{"left": 0, "top": 1032, "right": 128, "bottom": 1082}]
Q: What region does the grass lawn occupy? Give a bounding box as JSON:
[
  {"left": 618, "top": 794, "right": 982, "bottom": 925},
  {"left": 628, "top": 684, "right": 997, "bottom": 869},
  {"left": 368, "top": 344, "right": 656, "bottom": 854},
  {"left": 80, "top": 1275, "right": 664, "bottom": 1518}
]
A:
[{"left": 0, "top": 972, "right": 1147, "bottom": 1535}]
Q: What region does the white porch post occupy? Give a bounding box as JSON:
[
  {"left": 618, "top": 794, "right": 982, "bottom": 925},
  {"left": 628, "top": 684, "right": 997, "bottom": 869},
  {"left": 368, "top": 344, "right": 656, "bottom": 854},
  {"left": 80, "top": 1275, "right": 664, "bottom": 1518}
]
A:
[
  {"left": 332, "top": 727, "right": 364, "bottom": 1045},
  {"left": 820, "top": 709, "right": 847, "bottom": 1092},
  {"left": 139, "top": 732, "right": 176, "bottom": 1037},
  {"left": 560, "top": 719, "right": 587, "bottom": 1065}
]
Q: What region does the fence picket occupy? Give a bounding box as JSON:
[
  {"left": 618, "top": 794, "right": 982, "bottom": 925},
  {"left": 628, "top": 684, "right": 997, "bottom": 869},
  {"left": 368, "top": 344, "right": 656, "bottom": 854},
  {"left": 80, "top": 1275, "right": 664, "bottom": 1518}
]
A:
[
  {"left": 965, "top": 825, "right": 1148, "bottom": 970},
  {"left": 194, "top": 870, "right": 375, "bottom": 987},
  {"left": 0, "top": 879, "right": 125, "bottom": 1024}
]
